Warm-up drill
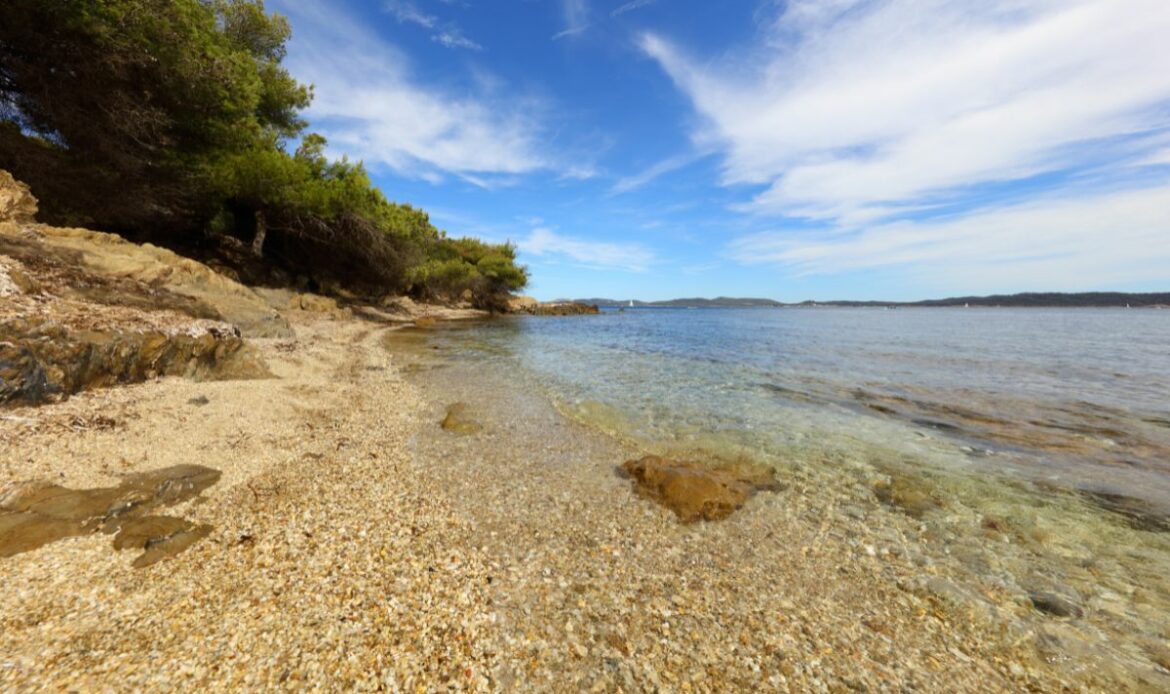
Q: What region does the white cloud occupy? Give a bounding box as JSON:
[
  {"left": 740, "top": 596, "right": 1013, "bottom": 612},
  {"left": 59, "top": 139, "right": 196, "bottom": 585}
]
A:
[
  {"left": 612, "top": 0, "right": 657, "bottom": 18},
  {"left": 726, "top": 183, "right": 1170, "bottom": 290},
  {"left": 521, "top": 228, "right": 656, "bottom": 271},
  {"left": 610, "top": 152, "right": 703, "bottom": 194},
  {"left": 554, "top": 0, "right": 591, "bottom": 39},
  {"left": 385, "top": 0, "right": 436, "bottom": 28},
  {"left": 432, "top": 30, "right": 482, "bottom": 51},
  {"left": 385, "top": 0, "right": 483, "bottom": 51},
  {"left": 642, "top": 0, "right": 1170, "bottom": 223},
  {"left": 275, "top": 1, "right": 546, "bottom": 181}
]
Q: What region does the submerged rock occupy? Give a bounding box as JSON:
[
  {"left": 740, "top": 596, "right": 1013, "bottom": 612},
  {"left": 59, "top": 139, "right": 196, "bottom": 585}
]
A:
[
  {"left": 872, "top": 476, "right": 942, "bottom": 518},
  {"left": 441, "top": 402, "right": 483, "bottom": 435},
  {"left": 619, "top": 455, "right": 781, "bottom": 522}
]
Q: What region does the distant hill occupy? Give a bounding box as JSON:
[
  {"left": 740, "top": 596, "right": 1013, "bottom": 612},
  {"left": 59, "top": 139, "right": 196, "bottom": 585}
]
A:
[
  {"left": 572, "top": 297, "right": 784, "bottom": 308},
  {"left": 571, "top": 292, "right": 1170, "bottom": 308},
  {"left": 813, "top": 292, "right": 1170, "bottom": 308}
]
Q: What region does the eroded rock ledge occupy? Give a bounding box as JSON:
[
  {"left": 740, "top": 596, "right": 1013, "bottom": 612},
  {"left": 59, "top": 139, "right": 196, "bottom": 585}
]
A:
[{"left": 0, "top": 171, "right": 270, "bottom": 405}]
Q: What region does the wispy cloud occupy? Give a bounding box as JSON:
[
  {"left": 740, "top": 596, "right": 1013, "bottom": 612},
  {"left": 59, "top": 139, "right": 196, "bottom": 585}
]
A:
[
  {"left": 385, "top": 0, "right": 436, "bottom": 28},
  {"left": 610, "top": 152, "right": 705, "bottom": 194},
  {"left": 612, "top": 0, "right": 656, "bottom": 18},
  {"left": 554, "top": 0, "right": 591, "bottom": 40},
  {"left": 432, "top": 30, "right": 482, "bottom": 51},
  {"left": 275, "top": 0, "right": 545, "bottom": 181},
  {"left": 726, "top": 182, "right": 1170, "bottom": 290},
  {"left": 385, "top": 0, "right": 481, "bottom": 50},
  {"left": 643, "top": 0, "right": 1170, "bottom": 224},
  {"left": 521, "top": 228, "right": 656, "bottom": 271}
]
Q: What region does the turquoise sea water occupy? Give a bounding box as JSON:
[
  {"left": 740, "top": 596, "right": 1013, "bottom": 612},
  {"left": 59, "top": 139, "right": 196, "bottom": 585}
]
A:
[
  {"left": 404, "top": 306, "right": 1170, "bottom": 684},
  {"left": 431, "top": 306, "right": 1170, "bottom": 517}
]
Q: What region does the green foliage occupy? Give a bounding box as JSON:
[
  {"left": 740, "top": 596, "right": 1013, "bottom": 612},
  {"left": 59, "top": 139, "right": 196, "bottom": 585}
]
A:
[{"left": 0, "top": 0, "right": 526, "bottom": 304}]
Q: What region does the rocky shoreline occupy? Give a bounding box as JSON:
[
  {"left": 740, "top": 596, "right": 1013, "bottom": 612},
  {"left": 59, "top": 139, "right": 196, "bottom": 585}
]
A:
[{"left": 1, "top": 174, "right": 1166, "bottom": 691}]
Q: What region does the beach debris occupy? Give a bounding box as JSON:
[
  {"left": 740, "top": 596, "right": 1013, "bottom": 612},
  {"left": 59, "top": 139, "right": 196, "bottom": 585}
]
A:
[
  {"left": 441, "top": 402, "right": 482, "bottom": 435},
  {"left": 619, "top": 455, "right": 780, "bottom": 522}
]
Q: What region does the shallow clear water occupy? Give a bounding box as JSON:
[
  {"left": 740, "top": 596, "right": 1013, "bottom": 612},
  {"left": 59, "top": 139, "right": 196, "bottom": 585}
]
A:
[
  {"left": 398, "top": 306, "right": 1170, "bottom": 686},
  {"left": 429, "top": 307, "right": 1170, "bottom": 515}
]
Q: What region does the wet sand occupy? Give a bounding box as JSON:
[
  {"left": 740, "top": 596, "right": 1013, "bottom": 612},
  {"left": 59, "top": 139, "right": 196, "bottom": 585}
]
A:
[{"left": 0, "top": 313, "right": 1162, "bottom": 691}]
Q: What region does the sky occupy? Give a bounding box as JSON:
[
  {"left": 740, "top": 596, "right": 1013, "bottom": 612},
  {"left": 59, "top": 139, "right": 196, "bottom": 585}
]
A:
[{"left": 268, "top": 0, "right": 1170, "bottom": 301}]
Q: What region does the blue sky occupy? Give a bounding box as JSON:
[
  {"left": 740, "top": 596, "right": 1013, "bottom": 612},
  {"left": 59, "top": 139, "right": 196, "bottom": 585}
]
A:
[{"left": 270, "top": 0, "right": 1170, "bottom": 301}]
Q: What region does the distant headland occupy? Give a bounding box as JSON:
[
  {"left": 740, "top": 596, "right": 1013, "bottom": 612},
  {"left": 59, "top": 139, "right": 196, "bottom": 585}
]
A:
[{"left": 572, "top": 292, "right": 1170, "bottom": 308}]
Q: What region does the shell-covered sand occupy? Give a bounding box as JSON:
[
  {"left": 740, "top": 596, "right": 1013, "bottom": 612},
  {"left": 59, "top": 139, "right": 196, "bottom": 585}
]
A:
[{"left": 0, "top": 313, "right": 1120, "bottom": 692}]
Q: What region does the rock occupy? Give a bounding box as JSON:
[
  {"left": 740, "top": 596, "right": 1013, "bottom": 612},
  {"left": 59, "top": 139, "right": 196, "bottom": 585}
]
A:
[
  {"left": 0, "top": 170, "right": 38, "bottom": 224},
  {"left": 1029, "top": 591, "right": 1084, "bottom": 618},
  {"left": 506, "top": 295, "right": 539, "bottom": 313},
  {"left": 872, "top": 476, "right": 941, "bottom": 517},
  {"left": 0, "top": 318, "right": 269, "bottom": 406},
  {"left": 619, "top": 455, "right": 780, "bottom": 522},
  {"left": 506, "top": 296, "right": 600, "bottom": 316},
  {"left": 290, "top": 292, "right": 350, "bottom": 318},
  {"left": 0, "top": 464, "right": 220, "bottom": 566},
  {"left": 441, "top": 402, "right": 482, "bottom": 435},
  {"left": 531, "top": 302, "right": 600, "bottom": 316},
  {"left": 4, "top": 222, "right": 292, "bottom": 338}
]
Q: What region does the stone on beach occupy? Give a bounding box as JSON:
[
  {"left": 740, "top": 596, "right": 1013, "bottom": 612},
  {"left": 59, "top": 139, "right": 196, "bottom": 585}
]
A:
[
  {"left": 440, "top": 401, "right": 483, "bottom": 435},
  {"left": 619, "top": 454, "right": 780, "bottom": 522}
]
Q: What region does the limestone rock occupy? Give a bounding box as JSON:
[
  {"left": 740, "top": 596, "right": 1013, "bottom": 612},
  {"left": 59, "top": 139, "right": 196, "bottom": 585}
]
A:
[
  {"left": 506, "top": 296, "right": 600, "bottom": 316},
  {"left": 507, "top": 295, "right": 539, "bottom": 313},
  {"left": 290, "top": 292, "right": 351, "bottom": 318},
  {"left": 0, "top": 170, "right": 37, "bottom": 224},
  {"left": 0, "top": 318, "right": 268, "bottom": 406},
  {"left": 619, "top": 455, "right": 780, "bottom": 522},
  {"left": 533, "top": 302, "right": 600, "bottom": 316}
]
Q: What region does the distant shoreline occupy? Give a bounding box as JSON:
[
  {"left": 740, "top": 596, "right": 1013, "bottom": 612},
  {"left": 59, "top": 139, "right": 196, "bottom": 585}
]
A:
[{"left": 572, "top": 292, "right": 1170, "bottom": 309}]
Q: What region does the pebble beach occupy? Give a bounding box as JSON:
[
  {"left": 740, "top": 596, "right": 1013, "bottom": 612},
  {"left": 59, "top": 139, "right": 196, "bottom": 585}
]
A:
[{"left": 0, "top": 312, "right": 1159, "bottom": 692}]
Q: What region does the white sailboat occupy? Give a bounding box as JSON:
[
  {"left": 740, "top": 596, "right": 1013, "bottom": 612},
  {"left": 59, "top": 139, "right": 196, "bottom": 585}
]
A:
[{"left": 628, "top": 300, "right": 634, "bottom": 307}]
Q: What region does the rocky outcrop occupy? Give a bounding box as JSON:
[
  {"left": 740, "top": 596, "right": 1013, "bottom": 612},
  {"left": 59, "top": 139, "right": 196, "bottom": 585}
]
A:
[
  {"left": 0, "top": 317, "right": 266, "bottom": 405},
  {"left": 507, "top": 297, "right": 600, "bottom": 316},
  {"left": 620, "top": 455, "right": 781, "bottom": 522},
  {"left": 506, "top": 295, "right": 540, "bottom": 313},
  {"left": 1, "top": 169, "right": 290, "bottom": 338},
  {"left": 0, "top": 171, "right": 37, "bottom": 224},
  {"left": 0, "top": 171, "right": 271, "bottom": 405}
]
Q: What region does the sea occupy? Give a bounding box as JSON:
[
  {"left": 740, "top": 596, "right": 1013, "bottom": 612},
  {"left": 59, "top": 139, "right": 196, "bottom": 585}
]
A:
[
  {"left": 428, "top": 306, "right": 1170, "bottom": 516},
  {"left": 399, "top": 306, "right": 1170, "bottom": 684}
]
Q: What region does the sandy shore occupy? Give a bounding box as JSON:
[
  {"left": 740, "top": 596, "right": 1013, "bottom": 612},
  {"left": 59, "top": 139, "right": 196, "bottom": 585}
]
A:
[{"left": 0, "top": 312, "right": 1116, "bottom": 691}]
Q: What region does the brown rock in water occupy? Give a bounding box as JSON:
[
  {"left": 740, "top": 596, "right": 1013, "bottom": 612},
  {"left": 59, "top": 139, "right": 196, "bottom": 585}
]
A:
[
  {"left": 620, "top": 455, "right": 780, "bottom": 522},
  {"left": 441, "top": 402, "right": 482, "bottom": 435},
  {"left": 872, "top": 476, "right": 941, "bottom": 518}
]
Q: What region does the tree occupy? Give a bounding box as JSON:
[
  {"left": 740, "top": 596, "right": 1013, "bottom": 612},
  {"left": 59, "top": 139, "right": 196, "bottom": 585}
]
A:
[{"left": 0, "top": 0, "right": 528, "bottom": 301}]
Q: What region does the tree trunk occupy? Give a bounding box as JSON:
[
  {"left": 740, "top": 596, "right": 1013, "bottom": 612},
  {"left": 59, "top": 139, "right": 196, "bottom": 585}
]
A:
[{"left": 251, "top": 208, "right": 267, "bottom": 258}]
